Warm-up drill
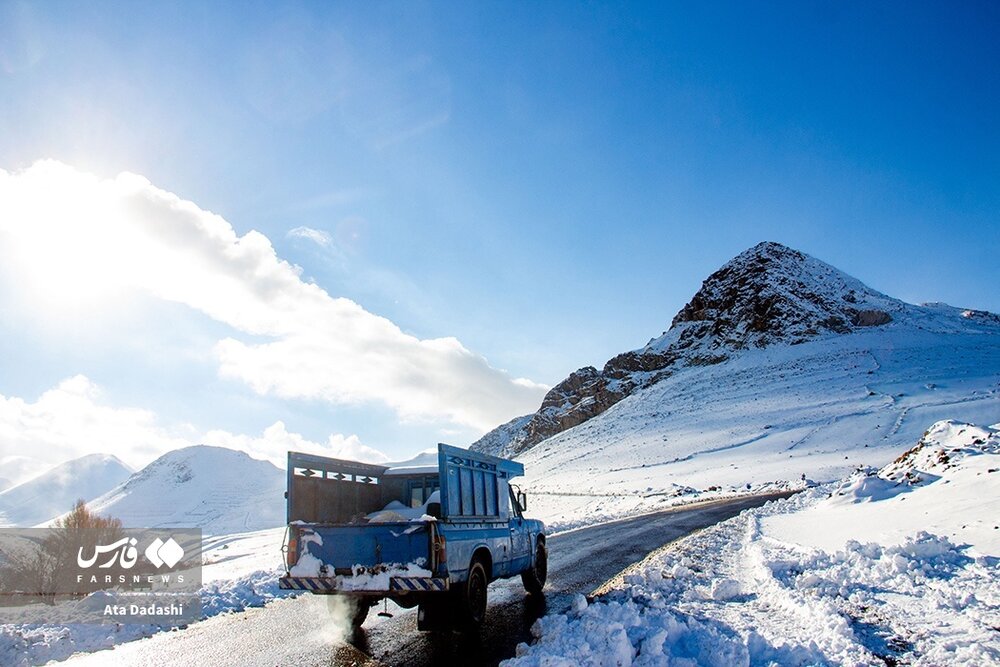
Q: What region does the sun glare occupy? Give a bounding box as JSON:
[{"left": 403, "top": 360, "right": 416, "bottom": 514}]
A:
[{"left": 0, "top": 162, "right": 140, "bottom": 319}]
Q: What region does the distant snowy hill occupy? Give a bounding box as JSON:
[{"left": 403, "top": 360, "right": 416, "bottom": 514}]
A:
[
  {"left": 0, "top": 454, "right": 133, "bottom": 527},
  {"left": 87, "top": 445, "right": 285, "bottom": 535},
  {"left": 385, "top": 448, "right": 439, "bottom": 469},
  {"left": 0, "top": 454, "right": 46, "bottom": 493},
  {"left": 473, "top": 241, "right": 1000, "bottom": 458},
  {"left": 466, "top": 242, "right": 1000, "bottom": 526}
]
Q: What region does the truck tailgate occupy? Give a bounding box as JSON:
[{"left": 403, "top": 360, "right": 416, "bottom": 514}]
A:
[{"left": 292, "top": 522, "right": 433, "bottom": 572}]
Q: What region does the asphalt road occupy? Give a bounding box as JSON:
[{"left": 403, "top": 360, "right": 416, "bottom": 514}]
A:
[{"left": 63, "top": 492, "right": 794, "bottom": 667}]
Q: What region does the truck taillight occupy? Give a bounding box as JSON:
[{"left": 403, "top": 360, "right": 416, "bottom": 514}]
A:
[
  {"left": 433, "top": 532, "right": 446, "bottom": 568},
  {"left": 285, "top": 530, "right": 298, "bottom": 569}
]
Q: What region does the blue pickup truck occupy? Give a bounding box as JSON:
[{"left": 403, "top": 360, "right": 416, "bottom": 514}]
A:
[{"left": 278, "top": 444, "right": 547, "bottom": 630}]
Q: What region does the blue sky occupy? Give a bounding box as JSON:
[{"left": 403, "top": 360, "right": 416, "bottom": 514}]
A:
[{"left": 0, "top": 1, "right": 997, "bottom": 472}]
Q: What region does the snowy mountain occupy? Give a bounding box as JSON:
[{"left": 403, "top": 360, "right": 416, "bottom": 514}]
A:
[
  {"left": 0, "top": 455, "right": 46, "bottom": 493},
  {"left": 473, "top": 241, "right": 1000, "bottom": 458},
  {"left": 467, "top": 415, "right": 532, "bottom": 459},
  {"left": 464, "top": 242, "right": 1000, "bottom": 528},
  {"left": 0, "top": 453, "right": 133, "bottom": 527},
  {"left": 86, "top": 445, "right": 285, "bottom": 535}
]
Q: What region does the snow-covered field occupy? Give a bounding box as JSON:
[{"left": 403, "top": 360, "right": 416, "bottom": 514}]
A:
[{"left": 505, "top": 420, "right": 1000, "bottom": 666}]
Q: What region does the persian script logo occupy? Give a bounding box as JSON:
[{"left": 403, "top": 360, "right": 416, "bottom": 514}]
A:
[{"left": 77, "top": 537, "right": 185, "bottom": 569}]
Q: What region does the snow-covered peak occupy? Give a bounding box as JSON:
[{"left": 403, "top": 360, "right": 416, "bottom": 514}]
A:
[
  {"left": 62, "top": 452, "right": 132, "bottom": 475},
  {"left": 650, "top": 241, "right": 903, "bottom": 353},
  {"left": 385, "top": 447, "right": 440, "bottom": 469},
  {"left": 0, "top": 454, "right": 46, "bottom": 491},
  {"left": 0, "top": 452, "right": 133, "bottom": 527},
  {"left": 87, "top": 445, "right": 285, "bottom": 535},
  {"left": 119, "top": 445, "right": 257, "bottom": 488},
  {"left": 472, "top": 241, "right": 1000, "bottom": 458},
  {"left": 650, "top": 242, "right": 999, "bottom": 356}
]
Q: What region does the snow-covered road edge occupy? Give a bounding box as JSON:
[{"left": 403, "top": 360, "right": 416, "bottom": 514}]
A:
[
  {"left": 504, "top": 420, "right": 1000, "bottom": 667},
  {"left": 541, "top": 481, "right": 811, "bottom": 537}
]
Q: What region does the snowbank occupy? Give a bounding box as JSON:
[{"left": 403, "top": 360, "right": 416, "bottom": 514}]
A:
[
  {"left": 506, "top": 420, "right": 1000, "bottom": 667},
  {"left": 765, "top": 419, "right": 1000, "bottom": 556}
]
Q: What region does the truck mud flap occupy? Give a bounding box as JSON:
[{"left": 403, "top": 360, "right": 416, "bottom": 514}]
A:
[
  {"left": 279, "top": 576, "right": 449, "bottom": 593},
  {"left": 389, "top": 577, "right": 449, "bottom": 592},
  {"left": 279, "top": 576, "right": 337, "bottom": 591}
]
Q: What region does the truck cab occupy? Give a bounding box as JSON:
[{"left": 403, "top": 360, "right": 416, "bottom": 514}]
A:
[{"left": 279, "top": 444, "right": 547, "bottom": 630}]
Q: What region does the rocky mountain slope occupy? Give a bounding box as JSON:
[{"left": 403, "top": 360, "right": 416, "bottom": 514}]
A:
[
  {"left": 86, "top": 445, "right": 285, "bottom": 534},
  {"left": 472, "top": 241, "right": 999, "bottom": 458},
  {"left": 0, "top": 453, "right": 133, "bottom": 527}
]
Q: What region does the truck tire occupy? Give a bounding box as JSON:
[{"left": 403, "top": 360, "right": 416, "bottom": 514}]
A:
[
  {"left": 460, "top": 559, "right": 489, "bottom": 628},
  {"left": 521, "top": 540, "right": 547, "bottom": 594}
]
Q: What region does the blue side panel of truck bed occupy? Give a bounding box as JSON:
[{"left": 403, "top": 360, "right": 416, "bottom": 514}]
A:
[{"left": 438, "top": 444, "right": 523, "bottom": 522}]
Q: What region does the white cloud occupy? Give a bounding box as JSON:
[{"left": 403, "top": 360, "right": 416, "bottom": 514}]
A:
[
  {"left": 287, "top": 225, "right": 332, "bottom": 247},
  {"left": 203, "top": 421, "right": 388, "bottom": 468},
  {"left": 0, "top": 376, "right": 382, "bottom": 473},
  {"left": 0, "top": 376, "right": 190, "bottom": 473},
  {"left": 0, "top": 161, "right": 546, "bottom": 431}
]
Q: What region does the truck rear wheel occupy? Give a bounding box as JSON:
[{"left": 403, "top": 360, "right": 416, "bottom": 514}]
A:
[
  {"left": 521, "top": 540, "right": 547, "bottom": 594},
  {"left": 460, "top": 560, "right": 489, "bottom": 628}
]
